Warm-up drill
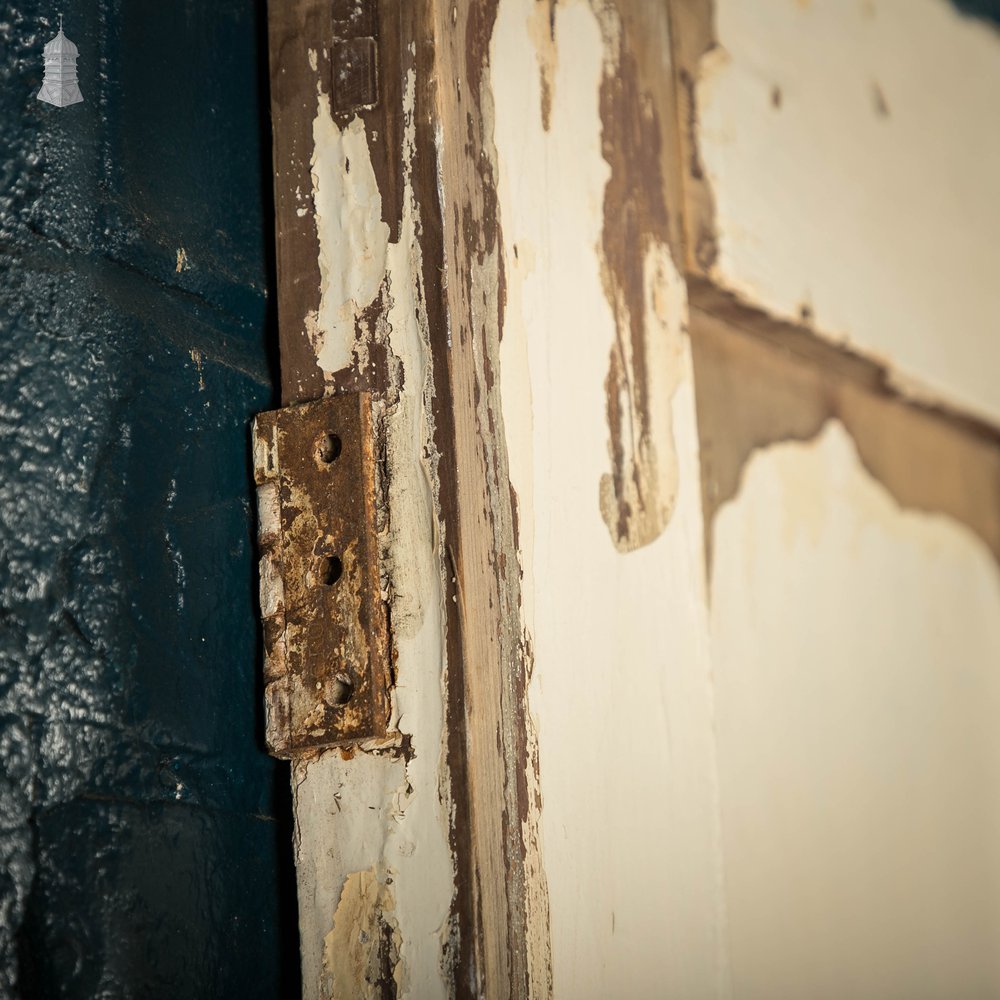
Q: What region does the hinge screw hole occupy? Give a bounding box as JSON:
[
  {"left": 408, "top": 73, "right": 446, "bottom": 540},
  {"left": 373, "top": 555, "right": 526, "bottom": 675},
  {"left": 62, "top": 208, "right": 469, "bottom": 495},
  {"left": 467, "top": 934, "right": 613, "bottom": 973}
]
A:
[
  {"left": 332, "top": 673, "right": 354, "bottom": 705},
  {"left": 316, "top": 432, "right": 342, "bottom": 464},
  {"left": 317, "top": 554, "right": 343, "bottom": 586}
]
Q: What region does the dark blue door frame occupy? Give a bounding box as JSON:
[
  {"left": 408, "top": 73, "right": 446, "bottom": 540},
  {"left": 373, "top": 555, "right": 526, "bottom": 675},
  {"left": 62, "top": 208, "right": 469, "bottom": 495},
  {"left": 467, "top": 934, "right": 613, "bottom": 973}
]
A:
[{"left": 0, "top": 2, "right": 298, "bottom": 995}]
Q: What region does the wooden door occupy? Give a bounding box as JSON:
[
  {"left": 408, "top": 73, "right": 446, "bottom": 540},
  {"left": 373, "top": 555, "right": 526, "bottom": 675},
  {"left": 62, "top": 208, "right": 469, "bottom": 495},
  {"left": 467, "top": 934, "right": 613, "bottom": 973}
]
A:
[{"left": 264, "top": 1, "right": 1000, "bottom": 997}]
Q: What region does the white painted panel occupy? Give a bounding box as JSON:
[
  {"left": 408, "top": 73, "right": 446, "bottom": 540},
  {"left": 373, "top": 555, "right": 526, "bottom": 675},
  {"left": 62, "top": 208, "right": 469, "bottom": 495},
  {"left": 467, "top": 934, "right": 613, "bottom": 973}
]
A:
[
  {"left": 711, "top": 421, "right": 1000, "bottom": 999},
  {"left": 492, "top": 2, "right": 728, "bottom": 995},
  {"left": 698, "top": 0, "right": 1000, "bottom": 422}
]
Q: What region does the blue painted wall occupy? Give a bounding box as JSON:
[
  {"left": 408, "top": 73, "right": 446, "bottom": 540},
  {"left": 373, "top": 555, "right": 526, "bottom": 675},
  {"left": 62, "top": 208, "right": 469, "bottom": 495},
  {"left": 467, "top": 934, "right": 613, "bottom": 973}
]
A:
[
  {"left": 951, "top": 0, "right": 1000, "bottom": 26},
  {"left": 0, "top": 1, "right": 298, "bottom": 995}
]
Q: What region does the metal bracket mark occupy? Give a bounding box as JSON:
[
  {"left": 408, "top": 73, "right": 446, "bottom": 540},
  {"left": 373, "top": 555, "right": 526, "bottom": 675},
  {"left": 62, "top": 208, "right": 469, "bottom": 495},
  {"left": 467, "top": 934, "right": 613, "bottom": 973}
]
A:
[
  {"left": 253, "top": 392, "right": 390, "bottom": 758},
  {"left": 331, "top": 0, "right": 379, "bottom": 114}
]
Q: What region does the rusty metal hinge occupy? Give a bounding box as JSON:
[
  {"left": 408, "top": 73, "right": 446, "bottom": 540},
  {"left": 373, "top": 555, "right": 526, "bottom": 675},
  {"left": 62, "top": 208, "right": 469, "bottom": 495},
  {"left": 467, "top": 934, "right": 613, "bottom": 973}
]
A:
[{"left": 252, "top": 392, "right": 390, "bottom": 758}]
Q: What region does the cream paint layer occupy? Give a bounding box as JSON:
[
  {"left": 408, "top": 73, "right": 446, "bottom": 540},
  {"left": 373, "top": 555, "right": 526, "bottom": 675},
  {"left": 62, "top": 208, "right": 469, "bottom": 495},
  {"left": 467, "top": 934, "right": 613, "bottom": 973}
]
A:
[
  {"left": 308, "top": 99, "right": 390, "bottom": 375},
  {"left": 292, "top": 73, "right": 454, "bottom": 1000},
  {"left": 492, "top": 1, "right": 729, "bottom": 996},
  {"left": 696, "top": 0, "right": 1000, "bottom": 423},
  {"left": 711, "top": 421, "right": 1000, "bottom": 1000}
]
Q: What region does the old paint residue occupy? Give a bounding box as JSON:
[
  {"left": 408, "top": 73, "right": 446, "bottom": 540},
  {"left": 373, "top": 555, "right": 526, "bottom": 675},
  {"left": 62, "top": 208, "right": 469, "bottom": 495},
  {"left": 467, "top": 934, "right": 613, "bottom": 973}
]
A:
[
  {"left": 690, "top": 286, "right": 1000, "bottom": 574},
  {"left": 527, "top": 0, "right": 559, "bottom": 131},
  {"left": 309, "top": 102, "right": 390, "bottom": 376},
  {"left": 290, "top": 60, "right": 455, "bottom": 1000},
  {"left": 493, "top": 0, "right": 729, "bottom": 994},
  {"left": 323, "top": 867, "right": 402, "bottom": 998},
  {"left": 371, "top": 66, "right": 459, "bottom": 994},
  {"left": 598, "top": 239, "right": 686, "bottom": 552},
  {"left": 670, "top": 0, "right": 719, "bottom": 275},
  {"left": 593, "top": 0, "right": 689, "bottom": 552},
  {"left": 426, "top": 0, "right": 557, "bottom": 990},
  {"left": 683, "top": 0, "right": 1000, "bottom": 423}
]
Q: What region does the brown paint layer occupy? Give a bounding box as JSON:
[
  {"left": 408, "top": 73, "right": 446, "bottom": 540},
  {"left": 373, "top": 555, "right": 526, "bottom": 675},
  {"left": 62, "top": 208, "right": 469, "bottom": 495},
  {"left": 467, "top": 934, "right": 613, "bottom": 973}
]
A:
[
  {"left": 666, "top": 0, "right": 719, "bottom": 274},
  {"left": 690, "top": 277, "right": 1000, "bottom": 574},
  {"left": 268, "top": 0, "right": 404, "bottom": 405},
  {"left": 596, "top": 0, "right": 688, "bottom": 552}
]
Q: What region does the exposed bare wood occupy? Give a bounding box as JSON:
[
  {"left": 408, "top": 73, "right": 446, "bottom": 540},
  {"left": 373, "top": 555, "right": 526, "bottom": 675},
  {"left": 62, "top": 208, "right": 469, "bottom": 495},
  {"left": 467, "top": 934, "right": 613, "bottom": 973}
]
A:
[
  {"left": 414, "top": 0, "right": 547, "bottom": 992},
  {"left": 665, "top": 0, "right": 718, "bottom": 276}
]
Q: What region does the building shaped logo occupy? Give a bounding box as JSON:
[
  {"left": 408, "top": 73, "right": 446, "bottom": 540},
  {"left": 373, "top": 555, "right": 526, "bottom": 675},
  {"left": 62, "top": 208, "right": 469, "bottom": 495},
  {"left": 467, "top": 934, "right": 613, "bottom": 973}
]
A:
[{"left": 37, "top": 16, "right": 83, "bottom": 108}]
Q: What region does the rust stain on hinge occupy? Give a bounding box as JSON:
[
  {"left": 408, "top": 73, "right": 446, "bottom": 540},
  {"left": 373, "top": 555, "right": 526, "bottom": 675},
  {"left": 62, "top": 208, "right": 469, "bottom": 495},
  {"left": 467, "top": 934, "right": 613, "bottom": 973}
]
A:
[{"left": 253, "top": 392, "right": 390, "bottom": 757}]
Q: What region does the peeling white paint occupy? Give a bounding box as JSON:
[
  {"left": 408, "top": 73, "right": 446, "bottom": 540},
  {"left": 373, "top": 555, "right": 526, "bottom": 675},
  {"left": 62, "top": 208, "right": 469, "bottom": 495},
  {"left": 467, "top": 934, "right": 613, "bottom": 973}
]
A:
[
  {"left": 492, "top": 1, "right": 728, "bottom": 995},
  {"left": 308, "top": 96, "right": 390, "bottom": 375},
  {"left": 696, "top": 0, "right": 1000, "bottom": 423},
  {"left": 294, "top": 73, "right": 454, "bottom": 1000},
  {"left": 598, "top": 239, "right": 687, "bottom": 551},
  {"left": 286, "top": 3, "right": 1000, "bottom": 996},
  {"left": 294, "top": 754, "right": 405, "bottom": 1000},
  {"left": 711, "top": 420, "right": 1000, "bottom": 998},
  {"left": 489, "top": 5, "right": 1000, "bottom": 997}
]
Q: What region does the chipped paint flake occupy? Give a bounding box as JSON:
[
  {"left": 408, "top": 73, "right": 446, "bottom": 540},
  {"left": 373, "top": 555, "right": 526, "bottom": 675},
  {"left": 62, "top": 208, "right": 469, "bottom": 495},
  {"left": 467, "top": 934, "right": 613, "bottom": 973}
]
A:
[
  {"left": 309, "top": 97, "right": 390, "bottom": 375},
  {"left": 323, "top": 867, "right": 403, "bottom": 999},
  {"left": 188, "top": 347, "right": 205, "bottom": 391}
]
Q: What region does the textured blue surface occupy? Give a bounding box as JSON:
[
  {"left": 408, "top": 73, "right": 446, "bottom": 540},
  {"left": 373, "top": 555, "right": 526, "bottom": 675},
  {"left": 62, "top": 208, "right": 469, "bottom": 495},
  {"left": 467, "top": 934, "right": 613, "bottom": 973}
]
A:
[
  {"left": 951, "top": 0, "right": 1000, "bottom": 26},
  {"left": 0, "top": 1, "right": 297, "bottom": 995}
]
